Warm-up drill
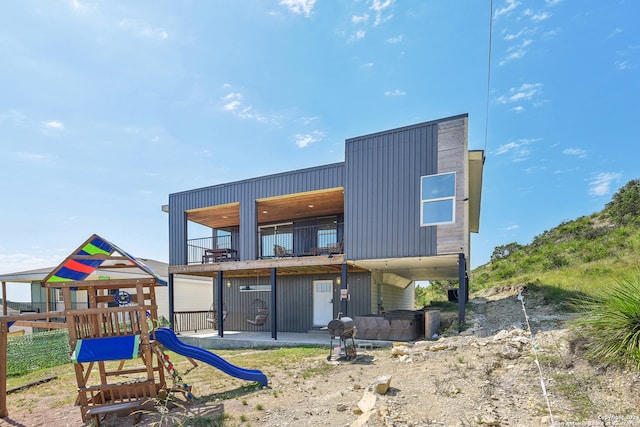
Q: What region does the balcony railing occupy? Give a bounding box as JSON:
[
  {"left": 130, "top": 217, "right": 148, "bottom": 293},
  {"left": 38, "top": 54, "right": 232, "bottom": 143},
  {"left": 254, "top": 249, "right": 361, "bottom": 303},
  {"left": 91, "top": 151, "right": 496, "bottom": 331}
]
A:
[
  {"left": 173, "top": 310, "right": 213, "bottom": 333},
  {"left": 188, "top": 234, "right": 237, "bottom": 265},
  {"left": 187, "top": 222, "right": 344, "bottom": 264},
  {"left": 258, "top": 221, "right": 344, "bottom": 259}
]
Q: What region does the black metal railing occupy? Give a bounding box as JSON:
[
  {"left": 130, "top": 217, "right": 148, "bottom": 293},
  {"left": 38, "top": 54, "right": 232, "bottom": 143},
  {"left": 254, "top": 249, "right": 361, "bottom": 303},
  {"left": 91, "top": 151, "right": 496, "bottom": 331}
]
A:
[
  {"left": 187, "top": 222, "right": 344, "bottom": 264},
  {"left": 258, "top": 222, "right": 344, "bottom": 259},
  {"left": 188, "top": 234, "right": 237, "bottom": 265},
  {"left": 172, "top": 310, "right": 214, "bottom": 333}
]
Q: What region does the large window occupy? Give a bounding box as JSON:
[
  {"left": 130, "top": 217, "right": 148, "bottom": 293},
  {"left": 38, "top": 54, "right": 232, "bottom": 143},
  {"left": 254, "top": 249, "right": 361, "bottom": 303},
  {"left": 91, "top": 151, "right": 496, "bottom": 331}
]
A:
[
  {"left": 421, "top": 172, "right": 456, "bottom": 226},
  {"left": 259, "top": 222, "right": 293, "bottom": 258},
  {"left": 316, "top": 217, "right": 338, "bottom": 248}
]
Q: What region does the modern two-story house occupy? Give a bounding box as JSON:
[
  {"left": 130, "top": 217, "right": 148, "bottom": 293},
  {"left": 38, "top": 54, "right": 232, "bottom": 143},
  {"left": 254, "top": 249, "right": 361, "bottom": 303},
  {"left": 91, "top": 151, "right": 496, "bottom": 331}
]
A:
[{"left": 166, "top": 114, "right": 483, "bottom": 337}]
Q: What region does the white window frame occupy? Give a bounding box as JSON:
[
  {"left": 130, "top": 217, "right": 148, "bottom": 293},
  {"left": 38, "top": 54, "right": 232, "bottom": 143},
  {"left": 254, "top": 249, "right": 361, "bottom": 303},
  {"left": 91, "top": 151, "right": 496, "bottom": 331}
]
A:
[{"left": 420, "top": 172, "right": 456, "bottom": 226}]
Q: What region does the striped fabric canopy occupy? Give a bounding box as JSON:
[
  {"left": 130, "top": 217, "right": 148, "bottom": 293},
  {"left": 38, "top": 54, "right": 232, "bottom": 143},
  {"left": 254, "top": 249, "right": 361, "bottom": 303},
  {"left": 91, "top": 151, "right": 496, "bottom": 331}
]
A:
[{"left": 43, "top": 234, "right": 167, "bottom": 286}]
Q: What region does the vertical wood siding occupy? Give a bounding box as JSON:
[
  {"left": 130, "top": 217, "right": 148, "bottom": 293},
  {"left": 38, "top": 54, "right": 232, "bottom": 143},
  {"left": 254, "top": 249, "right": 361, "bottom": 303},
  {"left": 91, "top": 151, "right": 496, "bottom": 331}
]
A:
[{"left": 435, "top": 117, "right": 468, "bottom": 255}]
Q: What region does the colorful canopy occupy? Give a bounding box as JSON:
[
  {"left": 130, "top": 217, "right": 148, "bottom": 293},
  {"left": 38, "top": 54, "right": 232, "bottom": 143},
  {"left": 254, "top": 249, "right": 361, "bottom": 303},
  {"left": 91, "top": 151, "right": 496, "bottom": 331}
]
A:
[{"left": 43, "top": 234, "right": 167, "bottom": 286}]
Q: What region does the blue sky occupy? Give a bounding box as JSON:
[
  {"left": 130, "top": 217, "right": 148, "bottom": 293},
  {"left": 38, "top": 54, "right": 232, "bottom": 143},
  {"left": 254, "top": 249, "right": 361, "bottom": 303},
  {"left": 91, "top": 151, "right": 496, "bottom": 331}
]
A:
[{"left": 1, "top": 0, "right": 638, "bottom": 300}]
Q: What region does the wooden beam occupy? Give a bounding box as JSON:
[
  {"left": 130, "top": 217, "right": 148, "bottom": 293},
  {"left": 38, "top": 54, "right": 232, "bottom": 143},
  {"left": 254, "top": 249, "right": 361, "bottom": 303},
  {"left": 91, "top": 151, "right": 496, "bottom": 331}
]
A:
[
  {"left": 44, "top": 278, "right": 157, "bottom": 289},
  {"left": 0, "top": 311, "right": 69, "bottom": 323},
  {"left": 1, "top": 282, "right": 6, "bottom": 316},
  {"left": 10, "top": 321, "right": 67, "bottom": 329},
  {"left": 68, "top": 255, "right": 132, "bottom": 261}
]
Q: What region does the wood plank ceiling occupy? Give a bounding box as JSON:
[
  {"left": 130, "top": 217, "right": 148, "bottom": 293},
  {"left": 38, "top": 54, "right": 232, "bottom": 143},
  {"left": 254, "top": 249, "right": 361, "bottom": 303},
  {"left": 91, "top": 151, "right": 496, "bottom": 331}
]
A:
[{"left": 186, "top": 188, "right": 344, "bottom": 229}]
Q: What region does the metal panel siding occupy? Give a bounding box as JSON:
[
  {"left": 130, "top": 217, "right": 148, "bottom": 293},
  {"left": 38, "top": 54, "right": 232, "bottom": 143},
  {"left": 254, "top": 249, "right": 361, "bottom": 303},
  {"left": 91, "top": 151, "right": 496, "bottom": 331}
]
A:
[
  {"left": 345, "top": 121, "right": 442, "bottom": 260},
  {"left": 211, "top": 272, "right": 370, "bottom": 332},
  {"left": 169, "top": 163, "right": 344, "bottom": 265}
]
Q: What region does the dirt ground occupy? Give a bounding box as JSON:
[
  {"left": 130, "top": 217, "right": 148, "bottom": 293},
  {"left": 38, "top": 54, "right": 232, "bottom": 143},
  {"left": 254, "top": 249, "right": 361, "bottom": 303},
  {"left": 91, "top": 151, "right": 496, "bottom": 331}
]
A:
[{"left": 2, "top": 285, "right": 640, "bottom": 427}]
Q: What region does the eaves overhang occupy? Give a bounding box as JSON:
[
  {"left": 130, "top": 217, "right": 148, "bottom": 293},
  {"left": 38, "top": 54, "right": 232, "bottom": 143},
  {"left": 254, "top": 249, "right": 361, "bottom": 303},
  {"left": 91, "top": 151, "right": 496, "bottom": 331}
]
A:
[{"left": 469, "top": 150, "right": 484, "bottom": 233}]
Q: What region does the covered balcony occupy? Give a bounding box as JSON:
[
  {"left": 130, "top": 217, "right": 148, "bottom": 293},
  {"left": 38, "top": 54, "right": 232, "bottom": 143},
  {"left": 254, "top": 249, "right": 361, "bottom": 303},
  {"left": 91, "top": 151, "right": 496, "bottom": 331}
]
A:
[{"left": 184, "top": 188, "right": 345, "bottom": 265}]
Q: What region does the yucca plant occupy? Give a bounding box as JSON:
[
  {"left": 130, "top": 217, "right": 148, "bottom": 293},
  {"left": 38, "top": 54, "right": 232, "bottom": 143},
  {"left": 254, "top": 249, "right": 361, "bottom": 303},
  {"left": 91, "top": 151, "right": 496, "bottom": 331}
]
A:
[{"left": 571, "top": 272, "right": 640, "bottom": 368}]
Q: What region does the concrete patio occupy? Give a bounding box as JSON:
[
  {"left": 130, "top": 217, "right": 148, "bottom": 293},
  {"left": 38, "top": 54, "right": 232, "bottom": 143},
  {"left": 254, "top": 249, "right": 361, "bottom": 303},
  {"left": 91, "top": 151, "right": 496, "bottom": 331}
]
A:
[{"left": 175, "top": 329, "right": 394, "bottom": 350}]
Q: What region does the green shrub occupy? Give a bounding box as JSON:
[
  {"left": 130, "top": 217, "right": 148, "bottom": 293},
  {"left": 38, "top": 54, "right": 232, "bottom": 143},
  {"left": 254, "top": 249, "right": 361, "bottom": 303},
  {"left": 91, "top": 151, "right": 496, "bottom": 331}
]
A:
[{"left": 570, "top": 272, "right": 640, "bottom": 368}]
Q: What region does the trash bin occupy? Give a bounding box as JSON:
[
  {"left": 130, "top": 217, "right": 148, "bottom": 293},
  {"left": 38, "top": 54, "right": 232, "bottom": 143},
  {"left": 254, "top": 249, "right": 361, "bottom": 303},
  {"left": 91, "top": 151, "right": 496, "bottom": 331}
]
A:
[{"left": 424, "top": 309, "right": 441, "bottom": 338}]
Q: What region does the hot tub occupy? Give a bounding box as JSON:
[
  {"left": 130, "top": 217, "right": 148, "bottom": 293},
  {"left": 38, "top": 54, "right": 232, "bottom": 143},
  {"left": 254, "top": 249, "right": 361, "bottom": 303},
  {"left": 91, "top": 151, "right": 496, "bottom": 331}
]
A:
[{"left": 353, "top": 310, "right": 424, "bottom": 341}]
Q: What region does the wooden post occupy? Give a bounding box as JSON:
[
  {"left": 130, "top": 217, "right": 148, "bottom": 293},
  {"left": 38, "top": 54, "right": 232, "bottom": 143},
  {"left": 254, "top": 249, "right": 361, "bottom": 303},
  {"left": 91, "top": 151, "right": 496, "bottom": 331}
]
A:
[
  {"left": 0, "top": 320, "right": 8, "bottom": 417},
  {"left": 216, "top": 271, "right": 224, "bottom": 338},
  {"left": 271, "top": 268, "right": 277, "bottom": 340},
  {"left": 457, "top": 253, "right": 467, "bottom": 332},
  {"left": 340, "top": 263, "right": 348, "bottom": 317},
  {"left": 2, "top": 281, "right": 6, "bottom": 315}
]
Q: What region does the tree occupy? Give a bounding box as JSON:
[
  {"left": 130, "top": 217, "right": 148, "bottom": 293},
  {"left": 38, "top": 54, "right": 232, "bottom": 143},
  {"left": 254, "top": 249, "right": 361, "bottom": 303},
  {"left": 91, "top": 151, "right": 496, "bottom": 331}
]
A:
[
  {"left": 605, "top": 179, "right": 640, "bottom": 225},
  {"left": 490, "top": 242, "right": 523, "bottom": 262}
]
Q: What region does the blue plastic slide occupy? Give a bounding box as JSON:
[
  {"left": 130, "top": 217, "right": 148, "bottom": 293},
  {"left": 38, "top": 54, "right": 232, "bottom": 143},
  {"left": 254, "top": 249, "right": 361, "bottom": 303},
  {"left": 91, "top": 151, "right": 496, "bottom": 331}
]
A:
[{"left": 153, "top": 327, "right": 268, "bottom": 387}]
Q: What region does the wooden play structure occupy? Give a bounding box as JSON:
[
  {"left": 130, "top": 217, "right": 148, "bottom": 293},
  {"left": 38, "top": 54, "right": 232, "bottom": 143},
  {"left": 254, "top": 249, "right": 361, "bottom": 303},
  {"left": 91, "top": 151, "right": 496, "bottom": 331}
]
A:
[{"left": 0, "top": 234, "right": 186, "bottom": 425}]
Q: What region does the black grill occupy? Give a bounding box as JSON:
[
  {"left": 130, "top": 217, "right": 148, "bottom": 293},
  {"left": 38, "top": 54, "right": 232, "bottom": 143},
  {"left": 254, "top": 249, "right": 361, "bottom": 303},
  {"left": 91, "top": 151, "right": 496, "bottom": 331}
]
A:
[{"left": 327, "top": 316, "right": 357, "bottom": 361}]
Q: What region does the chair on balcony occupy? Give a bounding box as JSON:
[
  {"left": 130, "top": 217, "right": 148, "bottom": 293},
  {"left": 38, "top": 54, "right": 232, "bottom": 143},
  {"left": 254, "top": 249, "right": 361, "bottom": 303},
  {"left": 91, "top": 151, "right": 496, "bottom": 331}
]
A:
[
  {"left": 246, "top": 299, "right": 268, "bottom": 326},
  {"left": 206, "top": 303, "right": 227, "bottom": 329},
  {"left": 273, "top": 244, "right": 291, "bottom": 258}
]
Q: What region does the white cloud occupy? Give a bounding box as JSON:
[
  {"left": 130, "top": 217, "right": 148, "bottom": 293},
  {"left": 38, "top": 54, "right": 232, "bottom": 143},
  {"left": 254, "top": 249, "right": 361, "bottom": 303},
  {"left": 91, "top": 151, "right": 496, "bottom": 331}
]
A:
[
  {"left": 495, "top": 141, "right": 521, "bottom": 155},
  {"left": 384, "top": 89, "right": 406, "bottom": 96},
  {"left": 545, "top": 0, "right": 563, "bottom": 5},
  {"left": 531, "top": 11, "right": 551, "bottom": 22},
  {"left": 496, "top": 83, "right": 543, "bottom": 105},
  {"left": 495, "top": 139, "right": 538, "bottom": 162},
  {"left": 499, "top": 39, "right": 533, "bottom": 65},
  {"left": 370, "top": 0, "right": 395, "bottom": 26},
  {"left": 504, "top": 224, "right": 520, "bottom": 231},
  {"left": 350, "top": 30, "right": 366, "bottom": 41},
  {"left": 119, "top": 19, "right": 168, "bottom": 40},
  {"left": 280, "top": 0, "right": 316, "bottom": 18},
  {"left": 588, "top": 172, "right": 622, "bottom": 197},
  {"left": 69, "top": 0, "right": 97, "bottom": 13},
  {"left": 223, "top": 93, "right": 243, "bottom": 111},
  {"left": 43, "top": 120, "right": 64, "bottom": 130},
  {"left": 606, "top": 27, "right": 623, "bottom": 40},
  {"left": 494, "top": 0, "right": 520, "bottom": 20},
  {"left": 0, "top": 252, "right": 63, "bottom": 275},
  {"left": 352, "top": 14, "right": 369, "bottom": 24},
  {"left": 503, "top": 28, "right": 526, "bottom": 41},
  {"left": 615, "top": 60, "right": 635, "bottom": 70},
  {"left": 294, "top": 131, "right": 324, "bottom": 148},
  {"left": 562, "top": 148, "right": 587, "bottom": 158},
  {"left": 220, "top": 91, "right": 267, "bottom": 122},
  {"left": 362, "top": 62, "right": 374, "bottom": 68},
  {"left": 387, "top": 34, "right": 403, "bottom": 44}
]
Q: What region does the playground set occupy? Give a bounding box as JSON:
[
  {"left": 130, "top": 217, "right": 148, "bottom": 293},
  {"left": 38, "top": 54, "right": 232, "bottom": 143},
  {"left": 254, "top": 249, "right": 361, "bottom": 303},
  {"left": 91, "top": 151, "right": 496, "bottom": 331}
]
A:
[{"left": 0, "top": 234, "right": 267, "bottom": 425}]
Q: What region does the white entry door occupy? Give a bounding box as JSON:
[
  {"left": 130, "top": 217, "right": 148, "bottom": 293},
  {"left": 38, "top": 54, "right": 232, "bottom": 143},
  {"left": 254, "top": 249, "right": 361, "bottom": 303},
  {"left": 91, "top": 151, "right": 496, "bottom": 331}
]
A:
[{"left": 313, "top": 280, "right": 334, "bottom": 327}]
